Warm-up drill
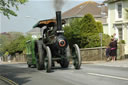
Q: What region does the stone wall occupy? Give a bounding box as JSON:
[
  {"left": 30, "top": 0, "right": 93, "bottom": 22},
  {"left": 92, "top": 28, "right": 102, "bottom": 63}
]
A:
[
  {"left": 117, "top": 44, "right": 125, "bottom": 59},
  {"left": 2, "top": 54, "right": 27, "bottom": 62},
  {"left": 1, "top": 44, "right": 125, "bottom": 62},
  {"left": 80, "top": 47, "right": 106, "bottom": 61},
  {"left": 80, "top": 44, "right": 125, "bottom": 61}
]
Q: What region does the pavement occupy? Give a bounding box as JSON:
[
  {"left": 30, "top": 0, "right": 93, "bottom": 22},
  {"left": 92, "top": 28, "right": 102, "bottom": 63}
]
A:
[
  {"left": 83, "top": 59, "right": 128, "bottom": 68},
  {"left": 0, "top": 61, "right": 26, "bottom": 64}
]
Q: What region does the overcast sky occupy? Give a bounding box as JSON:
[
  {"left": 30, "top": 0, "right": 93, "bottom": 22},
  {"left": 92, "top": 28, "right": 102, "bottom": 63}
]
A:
[{"left": 0, "top": 0, "right": 105, "bottom": 33}]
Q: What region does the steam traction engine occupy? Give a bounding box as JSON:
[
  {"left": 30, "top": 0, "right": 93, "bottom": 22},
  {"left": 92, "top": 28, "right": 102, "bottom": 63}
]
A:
[{"left": 26, "top": 11, "right": 81, "bottom": 72}]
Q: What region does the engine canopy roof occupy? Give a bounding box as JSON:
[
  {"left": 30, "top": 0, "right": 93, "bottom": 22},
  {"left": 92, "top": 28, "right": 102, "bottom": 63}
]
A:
[{"left": 33, "top": 19, "right": 65, "bottom": 28}]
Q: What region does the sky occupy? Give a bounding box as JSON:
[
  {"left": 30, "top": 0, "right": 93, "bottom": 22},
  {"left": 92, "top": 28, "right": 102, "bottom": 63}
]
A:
[{"left": 0, "top": 0, "right": 105, "bottom": 33}]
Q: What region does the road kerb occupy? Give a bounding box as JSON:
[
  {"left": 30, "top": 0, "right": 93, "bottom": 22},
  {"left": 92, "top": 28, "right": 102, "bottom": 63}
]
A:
[{"left": 0, "top": 75, "right": 18, "bottom": 85}]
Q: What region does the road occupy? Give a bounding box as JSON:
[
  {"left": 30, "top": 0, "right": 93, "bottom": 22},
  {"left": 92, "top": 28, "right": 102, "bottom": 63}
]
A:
[{"left": 0, "top": 62, "right": 128, "bottom": 85}]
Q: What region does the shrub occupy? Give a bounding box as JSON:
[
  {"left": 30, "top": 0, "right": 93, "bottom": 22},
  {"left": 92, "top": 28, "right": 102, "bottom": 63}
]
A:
[
  {"left": 96, "top": 21, "right": 103, "bottom": 33},
  {"left": 119, "top": 40, "right": 125, "bottom": 44}
]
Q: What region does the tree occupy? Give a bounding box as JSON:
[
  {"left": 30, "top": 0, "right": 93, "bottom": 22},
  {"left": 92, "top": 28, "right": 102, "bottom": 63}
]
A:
[
  {"left": 79, "top": 14, "right": 99, "bottom": 48},
  {"left": 6, "top": 34, "right": 31, "bottom": 55},
  {"left": 64, "top": 18, "right": 81, "bottom": 47},
  {"left": 0, "top": 32, "right": 31, "bottom": 55},
  {"left": 0, "top": 0, "right": 28, "bottom": 18},
  {"left": 80, "top": 14, "right": 98, "bottom": 34},
  {"left": 0, "top": 32, "right": 23, "bottom": 53},
  {"left": 7, "top": 35, "right": 25, "bottom": 55}
]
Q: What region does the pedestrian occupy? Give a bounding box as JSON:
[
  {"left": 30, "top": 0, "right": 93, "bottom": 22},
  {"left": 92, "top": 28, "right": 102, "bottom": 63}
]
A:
[
  {"left": 106, "top": 45, "right": 110, "bottom": 61},
  {"left": 114, "top": 39, "right": 118, "bottom": 60},
  {"left": 109, "top": 38, "right": 117, "bottom": 61},
  {"left": 113, "top": 33, "right": 118, "bottom": 41}
]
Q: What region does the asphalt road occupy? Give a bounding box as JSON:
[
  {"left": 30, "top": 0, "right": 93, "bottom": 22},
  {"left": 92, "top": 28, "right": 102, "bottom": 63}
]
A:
[{"left": 0, "top": 63, "right": 128, "bottom": 85}]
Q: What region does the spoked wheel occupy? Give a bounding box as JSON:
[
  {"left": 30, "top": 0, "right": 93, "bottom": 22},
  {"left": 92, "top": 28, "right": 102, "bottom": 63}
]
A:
[
  {"left": 36, "top": 40, "right": 45, "bottom": 70},
  {"left": 72, "top": 44, "right": 81, "bottom": 69},
  {"left": 45, "top": 46, "right": 52, "bottom": 73}
]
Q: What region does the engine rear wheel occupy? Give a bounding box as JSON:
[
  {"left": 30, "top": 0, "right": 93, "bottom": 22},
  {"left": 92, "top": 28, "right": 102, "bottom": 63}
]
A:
[
  {"left": 60, "top": 58, "right": 69, "bottom": 68},
  {"left": 36, "top": 40, "right": 45, "bottom": 70},
  {"left": 72, "top": 44, "right": 81, "bottom": 69},
  {"left": 28, "top": 64, "right": 31, "bottom": 68}
]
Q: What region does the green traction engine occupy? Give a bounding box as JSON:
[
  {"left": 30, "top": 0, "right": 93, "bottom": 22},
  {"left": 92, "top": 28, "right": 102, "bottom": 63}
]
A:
[{"left": 26, "top": 11, "right": 82, "bottom": 72}]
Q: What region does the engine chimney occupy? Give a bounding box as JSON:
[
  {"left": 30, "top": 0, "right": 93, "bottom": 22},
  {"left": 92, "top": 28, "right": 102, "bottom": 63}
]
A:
[{"left": 56, "top": 11, "right": 62, "bottom": 31}]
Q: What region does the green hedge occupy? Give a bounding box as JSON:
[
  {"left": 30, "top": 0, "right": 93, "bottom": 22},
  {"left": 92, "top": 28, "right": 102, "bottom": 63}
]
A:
[{"left": 64, "top": 14, "right": 111, "bottom": 48}]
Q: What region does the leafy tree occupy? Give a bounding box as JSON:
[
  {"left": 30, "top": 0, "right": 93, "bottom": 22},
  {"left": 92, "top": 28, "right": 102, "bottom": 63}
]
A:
[
  {"left": 80, "top": 14, "right": 98, "bottom": 33},
  {"left": 64, "top": 18, "right": 81, "bottom": 47},
  {"left": 0, "top": 0, "right": 28, "bottom": 18},
  {"left": 6, "top": 34, "right": 31, "bottom": 55},
  {"left": 79, "top": 14, "right": 100, "bottom": 48},
  {"left": 7, "top": 35, "right": 25, "bottom": 55},
  {"left": 0, "top": 32, "right": 31, "bottom": 55},
  {"left": 0, "top": 32, "right": 23, "bottom": 54}
]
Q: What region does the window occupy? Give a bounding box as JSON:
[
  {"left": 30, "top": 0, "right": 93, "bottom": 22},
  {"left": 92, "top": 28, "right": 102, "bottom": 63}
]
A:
[
  {"left": 117, "top": 3, "right": 122, "bottom": 19},
  {"left": 118, "top": 28, "right": 123, "bottom": 40}
]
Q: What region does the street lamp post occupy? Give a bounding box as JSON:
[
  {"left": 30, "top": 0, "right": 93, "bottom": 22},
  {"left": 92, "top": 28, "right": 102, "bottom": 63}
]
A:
[{"left": 99, "top": 33, "right": 103, "bottom": 60}]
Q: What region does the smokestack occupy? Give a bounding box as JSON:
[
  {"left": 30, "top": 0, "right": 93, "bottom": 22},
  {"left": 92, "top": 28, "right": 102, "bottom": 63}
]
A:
[
  {"left": 54, "top": 0, "right": 64, "bottom": 11},
  {"left": 56, "top": 11, "right": 62, "bottom": 31}
]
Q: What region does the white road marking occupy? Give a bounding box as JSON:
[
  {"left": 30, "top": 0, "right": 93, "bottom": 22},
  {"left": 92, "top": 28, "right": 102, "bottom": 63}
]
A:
[
  {"left": 95, "top": 64, "right": 128, "bottom": 68},
  {"left": 88, "top": 73, "right": 128, "bottom": 81}
]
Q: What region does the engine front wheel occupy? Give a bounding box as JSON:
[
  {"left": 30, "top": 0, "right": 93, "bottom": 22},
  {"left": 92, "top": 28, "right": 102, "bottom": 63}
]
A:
[
  {"left": 72, "top": 44, "right": 81, "bottom": 69},
  {"left": 45, "top": 46, "right": 52, "bottom": 73}
]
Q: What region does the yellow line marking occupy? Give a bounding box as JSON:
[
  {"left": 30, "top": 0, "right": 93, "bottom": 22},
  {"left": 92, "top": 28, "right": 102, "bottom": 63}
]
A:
[
  {"left": 88, "top": 73, "right": 128, "bottom": 81},
  {"left": 0, "top": 75, "right": 19, "bottom": 85}
]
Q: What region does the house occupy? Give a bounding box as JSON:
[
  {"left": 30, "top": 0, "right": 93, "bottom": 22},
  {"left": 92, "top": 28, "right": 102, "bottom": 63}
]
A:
[
  {"left": 104, "top": 0, "right": 128, "bottom": 54},
  {"left": 62, "top": 1, "right": 108, "bottom": 25},
  {"left": 27, "top": 27, "right": 41, "bottom": 36}
]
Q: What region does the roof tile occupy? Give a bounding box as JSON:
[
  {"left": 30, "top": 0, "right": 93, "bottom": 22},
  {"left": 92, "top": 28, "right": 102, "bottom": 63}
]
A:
[{"left": 62, "top": 1, "right": 108, "bottom": 19}]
